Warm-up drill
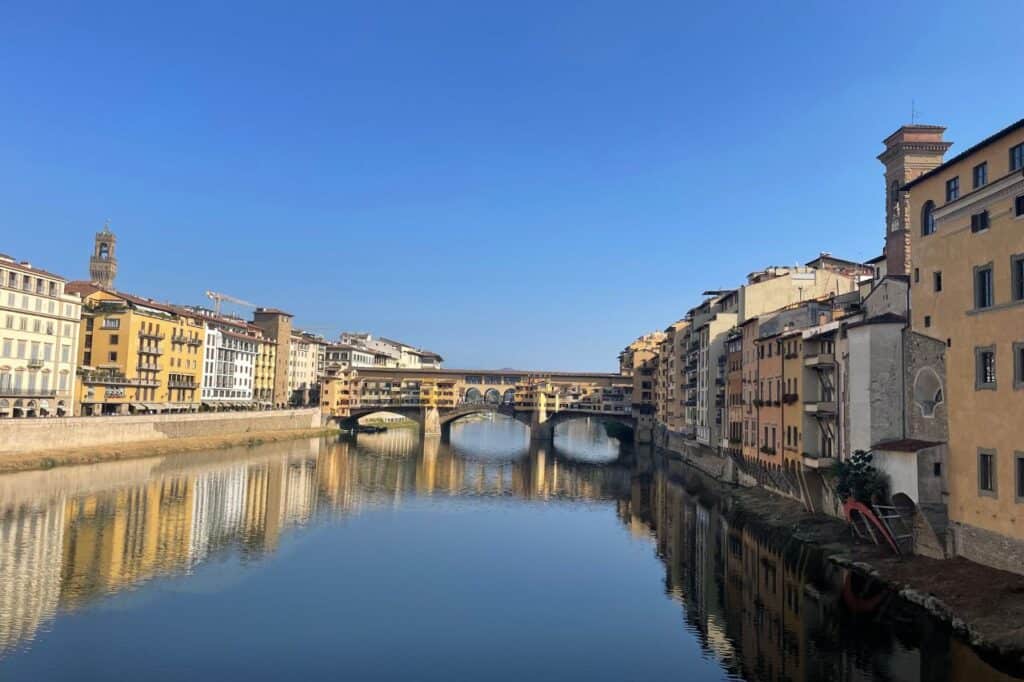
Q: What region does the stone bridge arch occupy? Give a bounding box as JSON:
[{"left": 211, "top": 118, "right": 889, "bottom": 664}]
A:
[{"left": 533, "top": 410, "right": 635, "bottom": 441}]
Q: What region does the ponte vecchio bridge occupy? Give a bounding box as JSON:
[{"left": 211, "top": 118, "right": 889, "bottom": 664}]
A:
[{"left": 320, "top": 367, "right": 636, "bottom": 441}]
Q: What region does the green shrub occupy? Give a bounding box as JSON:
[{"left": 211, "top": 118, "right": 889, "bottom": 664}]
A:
[{"left": 835, "top": 450, "right": 888, "bottom": 504}]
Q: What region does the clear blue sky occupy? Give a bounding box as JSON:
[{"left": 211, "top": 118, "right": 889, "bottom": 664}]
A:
[{"left": 2, "top": 2, "right": 1021, "bottom": 371}]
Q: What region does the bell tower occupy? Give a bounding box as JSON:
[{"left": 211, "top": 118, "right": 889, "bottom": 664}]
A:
[
  {"left": 877, "top": 125, "right": 951, "bottom": 276},
  {"left": 89, "top": 220, "right": 118, "bottom": 289}
]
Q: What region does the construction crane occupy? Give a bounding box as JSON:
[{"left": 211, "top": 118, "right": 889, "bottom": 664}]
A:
[{"left": 205, "top": 290, "right": 256, "bottom": 316}]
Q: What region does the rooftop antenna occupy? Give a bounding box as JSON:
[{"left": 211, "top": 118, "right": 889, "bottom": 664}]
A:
[{"left": 911, "top": 100, "right": 920, "bottom": 124}]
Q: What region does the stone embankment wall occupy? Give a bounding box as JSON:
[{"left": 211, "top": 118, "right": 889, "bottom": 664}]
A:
[{"left": 0, "top": 408, "right": 322, "bottom": 456}]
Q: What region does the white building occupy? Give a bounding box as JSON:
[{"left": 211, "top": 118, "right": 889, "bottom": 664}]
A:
[
  {"left": 0, "top": 255, "right": 82, "bottom": 418},
  {"left": 325, "top": 343, "right": 376, "bottom": 369},
  {"left": 337, "top": 332, "right": 443, "bottom": 369},
  {"left": 201, "top": 326, "right": 257, "bottom": 407}
]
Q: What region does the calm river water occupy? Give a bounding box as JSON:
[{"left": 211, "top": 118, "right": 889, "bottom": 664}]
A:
[{"left": 0, "top": 416, "right": 1020, "bottom": 681}]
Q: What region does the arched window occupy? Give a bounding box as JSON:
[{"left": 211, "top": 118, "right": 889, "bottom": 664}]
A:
[
  {"left": 98, "top": 243, "right": 110, "bottom": 259},
  {"left": 921, "top": 201, "right": 936, "bottom": 236},
  {"left": 890, "top": 180, "right": 900, "bottom": 208}
]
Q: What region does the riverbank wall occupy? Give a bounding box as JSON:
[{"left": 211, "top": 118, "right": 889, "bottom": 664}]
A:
[
  {"left": 0, "top": 408, "right": 326, "bottom": 458},
  {"left": 649, "top": 439, "right": 1024, "bottom": 667}
]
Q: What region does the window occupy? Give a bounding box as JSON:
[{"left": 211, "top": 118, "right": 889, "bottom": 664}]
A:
[
  {"left": 971, "top": 210, "right": 990, "bottom": 233},
  {"left": 1015, "top": 342, "right": 1024, "bottom": 390},
  {"left": 1013, "top": 255, "right": 1024, "bottom": 302},
  {"left": 1017, "top": 453, "right": 1024, "bottom": 502},
  {"left": 914, "top": 268, "right": 920, "bottom": 283},
  {"left": 979, "top": 450, "right": 997, "bottom": 496},
  {"left": 924, "top": 315, "right": 931, "bottom": 328},
  {"left": 946, "top": 177, "right": 960, "bottom": 202},
  {"left": 976, "top": 346, "right": 996, "bottom": 389},
  {"left": 108, "top": 351, "right": 118, "bottom": 362},
  {"left": 109, "top": 334, "right": 119, "bottom": 345},
  {"left": 975, "top": 264, "right": 994, "bottom": 309},
  {"left": 973, "top": 162, "right": 988, "bottom": 189},
  {"left": 921, "top": 200, "right": 936, "bottom": 235},
  {"left": 934, "top": 271, "right": 943, "bottom": 292},
  {"left": 1011, "top": 143, "right": 1024, "bottom": 172},
  {"left": 934, "top": 462, "right": 942, "bottom": 477},
  {"left": 1017, "top": 195, "right": 1024, "bottom": 218}
]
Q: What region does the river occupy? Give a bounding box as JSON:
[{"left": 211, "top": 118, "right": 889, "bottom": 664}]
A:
[{"left": 0, "top": 416, "right": 1019, "bottom": 681}]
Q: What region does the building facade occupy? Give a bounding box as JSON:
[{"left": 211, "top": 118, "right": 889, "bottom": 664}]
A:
[
  {"left": 900, "top": 117, "right": 1024, "bottom": 571},
  {"left": 0, "top": 255, "right": 81, "bottom": 418},
  {"left": 70, "top": 285, "right": 204, "bottom": 415},
  {"left": 250, "top": 308, "right": 293, "bottom": 408},
  {"left": 201, "top": 327, "right": 258, "bottom": 407}
]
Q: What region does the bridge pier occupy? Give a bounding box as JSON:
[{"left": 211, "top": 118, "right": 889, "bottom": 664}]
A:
[
  {"left": 529, "top": 411, "right": 555, "bottom": 442},
  {"left": 421, "top": 406, "right": 441, "bottom": 437}
]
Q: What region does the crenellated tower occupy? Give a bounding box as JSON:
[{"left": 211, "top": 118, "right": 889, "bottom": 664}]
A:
[{"left": 89, "top": 221, "right": 118, "bottom": 289}]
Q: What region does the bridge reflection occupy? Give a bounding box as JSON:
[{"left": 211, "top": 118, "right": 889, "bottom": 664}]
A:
[{"left": 0, "top": 435, "right": 1018, "bottom": 680}]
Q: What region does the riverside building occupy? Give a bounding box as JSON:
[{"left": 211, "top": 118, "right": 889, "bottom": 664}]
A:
[
  {"left": 69, "top": 284, "right": 204, "bottom": 415},
  {"left": 895, "top": 117, "right": 1024, "bottom": 572},
  {"left": 0, "top": 255, "right": 82, "bottom": 418}
]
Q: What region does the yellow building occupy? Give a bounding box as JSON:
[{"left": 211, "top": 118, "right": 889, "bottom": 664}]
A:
[
  {"left": 899, "top": 117, "right": 1024, "bottom": 573},
  {"left": 320, "top": 368, "right": 361, "bottom": 418},
  {"left": 68, "top": 284, "right": 205, "bottom": 415},
  {"left": 0, "top": 254, "right": 82, "bottom": 418},
  {"left": 780, "top": 329, "right": 803, "bottom": 470},
  {"left": 254, "top": 336, "right": 276, "bottom": 407}
]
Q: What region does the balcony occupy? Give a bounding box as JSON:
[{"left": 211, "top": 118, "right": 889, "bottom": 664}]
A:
[
  {"left": 804, "top": 353, "right": 835, "bottom": 368},
  {"left": 138, "top": 346, "right": 164, "bottom": 356},
  {"left": 137, "top": 363, "right": 162, "bottom": 372},
  {"left": 168, "top": 378, "right": 197, "bottom": 389},
  {"left": 27, "top": 358, "right": 44, "bottom": 369},
  {"left": 138, "top": 330, "right": 166, "bottom": 341},
  {"left": 782, "top": 393, "right": 799, "bottom": 405},
  {"left": 0, "top": 388, "right": 57, "bottom": 398},
  {"left": 804, "top": 400, "right": 837, "bottom": 415}
]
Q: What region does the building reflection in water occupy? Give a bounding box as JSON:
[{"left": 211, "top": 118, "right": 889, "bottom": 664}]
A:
[
  {"left": 620, "top": 450, "right": 1023, "bottom": 682},
  {"left": 0, "top": 417, "right": 629, "bottom": 659},
  {"left": 0, "top": 418, "right": 1020, "bottom": 681}
]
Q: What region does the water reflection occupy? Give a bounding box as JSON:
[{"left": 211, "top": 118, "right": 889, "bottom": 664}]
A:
[
  {"left": 0, "top": 422, "right": 1019, "bottom": 681},
  {"left": 622, "top": 451, "right": 1023, "bottom": 681}
]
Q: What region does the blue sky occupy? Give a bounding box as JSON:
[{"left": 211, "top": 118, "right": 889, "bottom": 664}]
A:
[{"left": 1, "top": 2, "right": 1021, "bottom": 371}]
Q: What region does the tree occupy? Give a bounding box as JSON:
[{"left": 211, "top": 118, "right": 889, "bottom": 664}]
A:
[{"left": 835, "top": 450, "right": 888, "bottom": 504}]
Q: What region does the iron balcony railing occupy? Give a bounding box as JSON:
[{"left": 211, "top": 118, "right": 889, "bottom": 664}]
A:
[{"left": 0, "top": 388, "right": 57, "bottom": 398}]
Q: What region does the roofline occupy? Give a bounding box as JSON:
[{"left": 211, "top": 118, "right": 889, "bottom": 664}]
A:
[{"left": 902, "top": 118, "right": 1024, "bottom": 191}]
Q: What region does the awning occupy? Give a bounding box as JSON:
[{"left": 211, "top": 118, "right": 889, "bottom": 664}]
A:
[
  {"left": 131, "top": 403, "right": 147, "bottom": 411},
  {"left": 201, "top": 401, "right": 216, "bottom": 409}
]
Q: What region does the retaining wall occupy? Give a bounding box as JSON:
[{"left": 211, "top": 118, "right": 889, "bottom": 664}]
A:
[{"left": 0, "top": 408, "right": 322, "bottom": 456}]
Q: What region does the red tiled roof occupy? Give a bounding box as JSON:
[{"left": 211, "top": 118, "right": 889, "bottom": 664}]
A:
[{"left": 0, "top": 257, "right": 70, "bottom": 282}]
